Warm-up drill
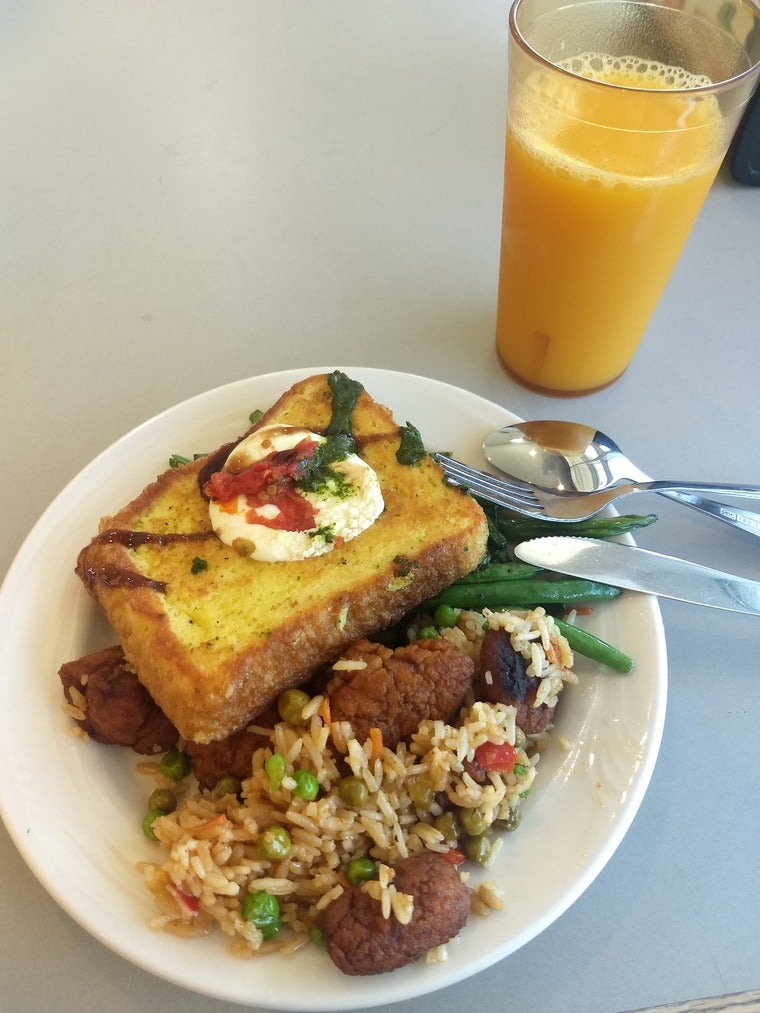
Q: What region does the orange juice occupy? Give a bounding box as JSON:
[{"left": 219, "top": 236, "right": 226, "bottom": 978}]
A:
[{"left": 495, "top": 55, "right": 725, "bottom": 395}]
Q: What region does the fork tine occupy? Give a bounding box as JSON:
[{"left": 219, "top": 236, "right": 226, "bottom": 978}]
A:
[
  {"left": 444, "top": 459, "right": 539, "bottom": 502},
  {"left": 434, "top": 455, "right": 537, "bottom": 497},
  {"left": 449, "top": 470, "right": 540, "bottom": 507},
  {"left": 443, "top": 473, "right": 539, "bottom": 514},
  {"left": 441, "top": 471, "right": 542, "bottom": 515},
  {"left": 433, "top": 454, "right": 545, "bottom": 516}
]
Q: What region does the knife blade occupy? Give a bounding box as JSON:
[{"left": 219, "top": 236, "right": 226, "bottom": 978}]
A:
[{"left": 513, "top": 536, "right": 760, "bottom": 615}]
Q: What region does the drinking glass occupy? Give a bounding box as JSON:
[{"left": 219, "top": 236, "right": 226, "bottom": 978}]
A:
[{"left": 495, "top": 0, "right": 760, "bottom": 396}]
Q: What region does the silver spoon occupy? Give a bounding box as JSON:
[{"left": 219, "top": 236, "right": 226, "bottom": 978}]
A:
[{"left": 482, "top": 421, "right": 760, "bottom": 537}]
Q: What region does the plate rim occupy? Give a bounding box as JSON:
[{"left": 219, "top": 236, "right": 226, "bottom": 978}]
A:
[{"left": 0, "top": 366, "right": 668, "bottom": 1009}]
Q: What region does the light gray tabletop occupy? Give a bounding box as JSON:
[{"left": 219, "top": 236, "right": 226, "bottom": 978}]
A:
[{"left": 2, "top": 3, "right": 759, "bottom": 1012}]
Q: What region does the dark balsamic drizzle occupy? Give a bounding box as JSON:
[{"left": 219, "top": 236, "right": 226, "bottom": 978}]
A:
[
  {"left": 80, "top": 565, "right": 169, "bottom": 594},
  {"left": 81, "top": 529, "right": 216, "bottom": 593},
  {"left": 93, "top": 529, "right": 215, "bottom": 548}
]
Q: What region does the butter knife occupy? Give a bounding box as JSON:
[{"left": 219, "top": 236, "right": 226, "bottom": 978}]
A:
[{"left": 514, "top": 537, "right": 760, "bottom": 615}]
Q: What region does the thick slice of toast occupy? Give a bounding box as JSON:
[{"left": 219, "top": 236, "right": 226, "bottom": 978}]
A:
[{"left": 76, "top": 372, "right": 488, "bottom": 742}]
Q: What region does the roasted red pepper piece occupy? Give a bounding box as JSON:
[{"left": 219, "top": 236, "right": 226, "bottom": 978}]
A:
[{"left": 474, "top": 740, "right": 516, "bottom": 774}]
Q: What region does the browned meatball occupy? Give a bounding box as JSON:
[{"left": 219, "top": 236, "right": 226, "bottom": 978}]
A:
[
  {"left": 328, "top": 638, "right": 475, "bottom": 749},
  {"left": 475, "top": 628, "right": 555, "bottom": 735},
  {"left": 185, "top": 709, "right": 276, "bottom": 790},
  {"left": 59, "top": 645, "right": 178, "bottom": 754},
  {"left": 317, "top": 851, "right": 471, "bottom": 975},
  {"left": 513, "top": 694, "right": 555, "bottom": 735}
]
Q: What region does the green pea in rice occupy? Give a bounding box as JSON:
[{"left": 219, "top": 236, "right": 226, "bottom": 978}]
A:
[{"left": 141, "top": 606, "right": 574, "bottom": 958}]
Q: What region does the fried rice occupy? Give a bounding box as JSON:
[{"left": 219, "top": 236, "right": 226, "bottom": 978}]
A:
[{"left": 140, "top": 605, "right": 576, "bottom": 960}]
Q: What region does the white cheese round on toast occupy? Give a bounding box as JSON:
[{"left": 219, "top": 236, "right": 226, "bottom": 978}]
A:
[{"left": 207, "top": 424, "right": 384, "bottom": 562}]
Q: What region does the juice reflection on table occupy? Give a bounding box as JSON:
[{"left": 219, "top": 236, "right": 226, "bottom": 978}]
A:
[{"left": 495, "top": 54, "right": 724, "bottom": 395}]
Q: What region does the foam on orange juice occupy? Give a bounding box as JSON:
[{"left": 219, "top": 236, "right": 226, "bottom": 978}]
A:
[{"left": 496, "top": 54, "right": 724, "bottom": 394}]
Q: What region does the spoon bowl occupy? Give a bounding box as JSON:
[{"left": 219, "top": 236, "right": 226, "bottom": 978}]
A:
[
  {"left": 482, "top": 421, "right": 760, "bottom": 537},
  {"left": 482, "top": 422, "right": 649, "bottom": 495}
]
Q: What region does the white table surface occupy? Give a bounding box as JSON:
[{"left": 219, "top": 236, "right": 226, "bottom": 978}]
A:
[{"left": 2, "top": 3, "right": 760, "bottom": 1011}]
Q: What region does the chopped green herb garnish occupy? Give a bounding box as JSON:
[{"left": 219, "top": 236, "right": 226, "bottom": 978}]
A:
[
  {"left": 393, "top": 555, "right": 419, "bottom": 578},
  {"left": 169, "top": 452, "right": 207, "bottom": 468},
  {"left": 308, "top": 525, "right": 336, "bottom": 543},
  {"left": 190, "top": 556, "right": 208, "bottom": 574},
  {"left": 249, "top": 409, "right": 263, "bottom": 424}
]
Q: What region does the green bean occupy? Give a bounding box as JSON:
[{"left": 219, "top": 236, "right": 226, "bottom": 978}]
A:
[
  {"left": 457, "top": 561, "right": 543, "bottom": 583},
  {"left": 554, "top": 617, "right": 635, "bottom": 673},
  {"left": 480, "top": 505, "right": 658, "bottom": 544},
  {"left": 423, "top": 578, "right": 621, "bottom": 610},
  {"left": 483, "top": 511, "right": 510, "bottom": 558}
]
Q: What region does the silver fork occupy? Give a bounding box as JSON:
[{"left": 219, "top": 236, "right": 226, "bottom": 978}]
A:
[{"left": 434, "top": 454, "right": 760, "bottom": 522}]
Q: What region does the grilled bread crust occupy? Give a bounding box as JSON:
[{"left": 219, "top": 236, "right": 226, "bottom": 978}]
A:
[{"left": 76, "top": 373, "right": 488, "bottom": 743}]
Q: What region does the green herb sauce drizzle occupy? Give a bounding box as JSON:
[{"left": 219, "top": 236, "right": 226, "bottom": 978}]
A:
[
  {"left": 396, "top": 421, "right": 426, "bottom": 465},
  {"left": 296, "top": 370, "right": 365, "bottom": 494}
]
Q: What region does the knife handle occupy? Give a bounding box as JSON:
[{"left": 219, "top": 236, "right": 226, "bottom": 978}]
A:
[{"left": 661, "top": 490, "right": 760, "bottom": 537}]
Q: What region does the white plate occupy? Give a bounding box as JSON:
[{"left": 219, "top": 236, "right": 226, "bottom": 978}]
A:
[{"left": 0, "top": 367, "right": 667, "bottom": 1010}]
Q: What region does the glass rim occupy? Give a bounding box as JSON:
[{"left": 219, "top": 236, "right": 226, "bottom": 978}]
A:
[{"left": 509, "top": 0, "right": 760, "bottom": 96}]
